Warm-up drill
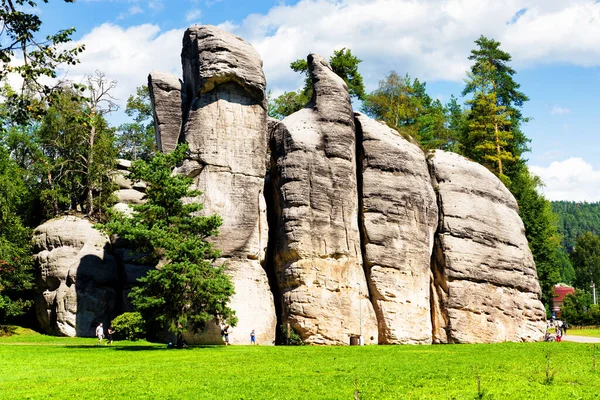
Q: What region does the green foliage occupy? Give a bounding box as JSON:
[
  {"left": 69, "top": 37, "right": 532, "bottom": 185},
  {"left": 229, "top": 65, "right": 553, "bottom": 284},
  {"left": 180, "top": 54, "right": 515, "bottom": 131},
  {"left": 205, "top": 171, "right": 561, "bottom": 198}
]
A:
[
  {"left": 0, "top": 0, "right": 84, "bottom": 125},
  {"left": 30, "top": 85, "right": 117, "bottom": 218},
  {"left": 100, "top": 144, "right": 236, "bottom": 336},
  {"left": 560, "top": 291, "right": 599, "bottom": 326},
  {"left": 0, "top": 147, "right": 33, "bottom": 323},
  {"left": 116, "top": 86, "right": 157, "bottom": 161},
  {"left": 267, "top": 89, "right": 308, "bottom": 120},
  {"left": 361, "top": 72, "right": 460, "bottom": 150},
  {"left": 570, "top": 232, "right": 600, "bottom": 290},
  {"left": 552, "top": 201, "right": 600, "bottom": 253},
  {"left": 110, "top": 312, "right": 145, "bottom": 341},
  {"left": 509, "top": 168, "right": 561, "bottom": 306},
  {"left": 268, "top": 48, "right": 366, "bottom": 119},
  {"left": 280, "top": 324, "right": 304, "bottom": 346},
  {"left": 461, "top": 35, "right": 530, "bottom": 180}
]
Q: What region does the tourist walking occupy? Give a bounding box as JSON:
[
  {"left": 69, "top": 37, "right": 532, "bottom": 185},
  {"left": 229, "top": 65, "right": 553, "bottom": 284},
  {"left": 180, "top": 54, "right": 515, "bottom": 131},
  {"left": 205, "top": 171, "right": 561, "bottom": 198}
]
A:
[
  {"left": 107, "top": 327, "right": 115, "bottom": 345},
  {"left": 96, "top": 323, "right": 104, "bottom": 345}
]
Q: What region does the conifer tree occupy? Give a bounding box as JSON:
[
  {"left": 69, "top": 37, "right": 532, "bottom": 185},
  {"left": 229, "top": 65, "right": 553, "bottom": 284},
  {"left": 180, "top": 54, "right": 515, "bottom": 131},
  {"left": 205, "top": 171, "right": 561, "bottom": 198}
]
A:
[{"left": 100, "top": 144, "right": 236, "bottom": 336}]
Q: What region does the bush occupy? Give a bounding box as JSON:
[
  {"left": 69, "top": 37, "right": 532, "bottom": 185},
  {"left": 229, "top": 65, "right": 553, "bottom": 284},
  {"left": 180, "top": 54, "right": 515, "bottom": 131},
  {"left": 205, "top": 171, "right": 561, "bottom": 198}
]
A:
[
  {"left": 111, "top": 312, "right": 145, "bottom": 341},
  {"left": 560, "top": 291, "right": 600, "bottom": 326},
  {"left": 280, "top": 324, "right": 304, "bottom": 346}
]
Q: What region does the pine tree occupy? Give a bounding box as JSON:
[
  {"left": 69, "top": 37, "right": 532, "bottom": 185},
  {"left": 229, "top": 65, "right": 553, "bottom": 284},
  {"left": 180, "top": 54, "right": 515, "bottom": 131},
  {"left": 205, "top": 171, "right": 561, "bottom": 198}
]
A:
[
  {"left": 462, "top": 35, "right": 530, "bottom": 181},
  {"left": 100, "top": 144, "right": 236, "bottom": 336},
  {"left": 463, "top": 59, "right": 514, "bottom": 180}
]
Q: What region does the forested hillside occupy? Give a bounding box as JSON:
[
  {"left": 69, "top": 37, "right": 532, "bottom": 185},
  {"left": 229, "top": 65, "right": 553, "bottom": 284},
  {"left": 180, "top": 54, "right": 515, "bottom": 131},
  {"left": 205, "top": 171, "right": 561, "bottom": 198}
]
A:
[{"left": 552, "top": 202, "right": 600, "bottom": 252}]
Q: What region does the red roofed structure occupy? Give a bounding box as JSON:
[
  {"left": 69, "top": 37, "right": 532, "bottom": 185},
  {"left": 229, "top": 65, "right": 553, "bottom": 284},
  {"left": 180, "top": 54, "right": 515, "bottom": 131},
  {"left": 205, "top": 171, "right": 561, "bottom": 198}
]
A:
[{"left": 553, "top": 285, "right": 576, "bottom": 317}]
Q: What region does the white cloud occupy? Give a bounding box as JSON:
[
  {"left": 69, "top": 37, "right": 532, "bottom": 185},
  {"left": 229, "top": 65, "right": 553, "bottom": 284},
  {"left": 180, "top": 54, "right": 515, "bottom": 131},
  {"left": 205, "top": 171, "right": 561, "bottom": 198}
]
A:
[
  {"left": 59, "top": 1, "right": 600, "bottom": 121},
  {"left": 551, "top": 106, "right": 572, "bottom": 115},
  {"left": 117, "top": 5, "right": 143, "bottom": 20},
  {"left": 58, "top": 23, "right": 182, "bottom": 122},
  {"left": 213, "top": 0, "right": 600, "bottom": 93},
  {"left": 530, "top": 158, "right": 600, "bottom": 202},
  {"left": 186, "top": 9, "right": 202, "bottom": 22}
]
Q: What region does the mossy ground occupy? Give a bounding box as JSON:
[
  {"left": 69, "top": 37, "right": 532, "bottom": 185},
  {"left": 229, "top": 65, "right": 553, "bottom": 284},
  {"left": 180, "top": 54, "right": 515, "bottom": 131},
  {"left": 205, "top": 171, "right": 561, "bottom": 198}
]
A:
[{"left": 1, "top": 327, "right": 600, "bottom": 399}]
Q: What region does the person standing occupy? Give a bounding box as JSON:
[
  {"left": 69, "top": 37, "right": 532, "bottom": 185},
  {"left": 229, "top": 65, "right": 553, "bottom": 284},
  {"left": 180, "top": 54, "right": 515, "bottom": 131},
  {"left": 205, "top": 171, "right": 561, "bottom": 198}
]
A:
[
  {"left": 96, "top": 323, "right": 104, "bottom": 345},
  {"left": 224, "top": 325, "right": 231, "bottom": 345},
  {"left": 107, "top": 327, "right": 115, "bottom": 345},
  {"left": 250, "top": 329, "right": 256, "bottom": 345},
  {"left": 563, "top": 321, "right": 568, "bottom": 335}
]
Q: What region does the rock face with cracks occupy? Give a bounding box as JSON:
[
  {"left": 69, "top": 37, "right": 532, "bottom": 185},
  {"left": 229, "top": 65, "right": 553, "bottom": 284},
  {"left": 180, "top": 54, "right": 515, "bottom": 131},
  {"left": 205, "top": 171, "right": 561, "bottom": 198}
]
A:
[
  {"left": 33, "top": 216, "right": 118, "bottom": 337},
  {"left": 355, "top": 113, "right": 438, "bottom": 344},
  {"left": 428, "top": 151, "right": 546, "bottom": 343},
  {"left": 32, "top": 25, "right": 547, "bottom": 345},
  {"left": 148, "top": 71, "right": 183, "bottom": 153},
  {"left": 177, "top": 25, "right": 276, "bottom": 345},
  {"left": 269, "top": 54, "right": 378, "bottom": 345}
]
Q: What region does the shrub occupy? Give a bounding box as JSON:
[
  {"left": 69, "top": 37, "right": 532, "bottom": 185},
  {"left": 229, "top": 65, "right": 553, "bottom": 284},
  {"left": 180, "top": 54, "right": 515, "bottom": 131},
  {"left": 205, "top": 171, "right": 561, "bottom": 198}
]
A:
[
  {"left": 280, "top": 324, "right": 304, "bottom": 346},
  {"left": 111, "top": 312, "right": 145, "bottom": 341}
]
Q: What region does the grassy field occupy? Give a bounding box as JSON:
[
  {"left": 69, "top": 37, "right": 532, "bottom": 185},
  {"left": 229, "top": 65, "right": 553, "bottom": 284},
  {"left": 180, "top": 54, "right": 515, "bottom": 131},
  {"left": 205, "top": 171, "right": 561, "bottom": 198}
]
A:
[
  {"left": 2, "top": 328, "right": 600, "bottom": 399},
  {"left": 568, "top": 329, "right": 600, "bottom": 338}
]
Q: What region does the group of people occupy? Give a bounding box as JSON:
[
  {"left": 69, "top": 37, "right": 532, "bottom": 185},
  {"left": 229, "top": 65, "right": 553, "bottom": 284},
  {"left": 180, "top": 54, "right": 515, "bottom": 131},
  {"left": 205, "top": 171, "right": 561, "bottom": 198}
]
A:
[
  {"left": 544, "top": 319, "right": 569, "bottom": 342},
  {"left": 221, "top": 326, "right": 258, "bottom": 345},
  {"left": 95, "top": 323, "right": 115, "bottom": 345},
  {"left": 95, "top": 322, "right": 258, "bottom": 346}
]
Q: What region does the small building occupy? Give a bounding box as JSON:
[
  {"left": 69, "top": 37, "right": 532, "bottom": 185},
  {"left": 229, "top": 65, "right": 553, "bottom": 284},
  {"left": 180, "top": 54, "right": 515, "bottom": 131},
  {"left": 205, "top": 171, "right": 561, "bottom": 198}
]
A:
[{"left": 552, "top": 284, "right": 576, "bottom": 317}]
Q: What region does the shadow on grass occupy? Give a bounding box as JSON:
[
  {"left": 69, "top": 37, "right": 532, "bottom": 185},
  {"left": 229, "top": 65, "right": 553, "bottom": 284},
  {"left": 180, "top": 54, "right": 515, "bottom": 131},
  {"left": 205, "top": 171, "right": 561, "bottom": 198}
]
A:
[
  {"left": 0, "top": 325, "right": 18, "bottom": 337},
  {"left": 62, "top": 344, "right": 228, "bottom": 352}
]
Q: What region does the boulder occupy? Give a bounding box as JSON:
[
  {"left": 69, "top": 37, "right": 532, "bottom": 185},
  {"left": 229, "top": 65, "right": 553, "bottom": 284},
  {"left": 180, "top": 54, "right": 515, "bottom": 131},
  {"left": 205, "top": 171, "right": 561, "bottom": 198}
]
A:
[
  {"left": 269, "top": 54, "right": 378, "bottom": 345},
  {"left": 428, "top": 151, "right": 546, "bottom": 343},
  {"left": 177, "top": 25, "right": 276, "bottom": 345},
  {"left": 355, "top": 113, "right": 438, "bottom": 344},
  {"left": 148, "top": 71, "right": 183, "bottom": 153},
  {"left": 32, "top": 216, "right": 118, "bottom": 337}
]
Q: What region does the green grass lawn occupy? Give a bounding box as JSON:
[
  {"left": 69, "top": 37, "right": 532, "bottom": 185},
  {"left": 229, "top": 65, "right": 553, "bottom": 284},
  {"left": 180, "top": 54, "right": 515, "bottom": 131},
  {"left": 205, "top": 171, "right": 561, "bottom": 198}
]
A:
[
  {"left": 568, "top": 329, "right": 600, "bottom": 338},
  {"left": 1, "top": 328, "right": 600, "bottom": 399}
]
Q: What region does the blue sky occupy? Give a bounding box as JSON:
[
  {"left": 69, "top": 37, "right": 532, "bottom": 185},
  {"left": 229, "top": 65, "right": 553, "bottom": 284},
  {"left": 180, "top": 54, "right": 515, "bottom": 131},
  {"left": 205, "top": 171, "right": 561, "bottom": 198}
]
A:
[{"left": 29, "top": 0, "right": 600, "bottom": 201}]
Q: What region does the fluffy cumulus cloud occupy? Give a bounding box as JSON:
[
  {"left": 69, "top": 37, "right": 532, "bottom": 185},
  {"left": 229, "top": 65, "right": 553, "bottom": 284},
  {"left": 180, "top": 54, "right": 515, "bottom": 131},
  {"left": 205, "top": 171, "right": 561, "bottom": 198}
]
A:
[
  {"left": 530, "top": 158, "right": 600, "bottom": 202},
  {"left": 60, "top": 0, "right": 600, "bottom": 117},
  {"left": 57, "top": 23, "right": 182, "bottom": 119},
  {"left": 215, "top": 0, "right": 600, "bottom": 93}
]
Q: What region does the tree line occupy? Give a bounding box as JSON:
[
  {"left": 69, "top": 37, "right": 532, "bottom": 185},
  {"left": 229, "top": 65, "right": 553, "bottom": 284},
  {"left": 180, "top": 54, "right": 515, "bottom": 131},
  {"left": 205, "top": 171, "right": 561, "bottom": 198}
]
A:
[{"left": 1, "top": 0, "right": 597, "bottom": 333}]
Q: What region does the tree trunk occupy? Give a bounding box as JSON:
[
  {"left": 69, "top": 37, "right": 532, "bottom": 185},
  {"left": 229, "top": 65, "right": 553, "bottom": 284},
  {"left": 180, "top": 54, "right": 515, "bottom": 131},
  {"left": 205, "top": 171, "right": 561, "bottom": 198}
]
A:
[
  {"left": 494, "top": 121, "right": 503, "bottom": 176},
  {"left": 87, "top": 116, "right": 96, "bottom": 216}
]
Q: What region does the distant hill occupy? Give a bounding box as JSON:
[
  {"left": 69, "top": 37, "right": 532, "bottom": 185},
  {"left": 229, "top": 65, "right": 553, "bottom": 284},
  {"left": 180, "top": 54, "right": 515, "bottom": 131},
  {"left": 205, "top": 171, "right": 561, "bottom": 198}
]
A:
[{"left": 552, "top": 201, "right": 600, "bottom": 252}]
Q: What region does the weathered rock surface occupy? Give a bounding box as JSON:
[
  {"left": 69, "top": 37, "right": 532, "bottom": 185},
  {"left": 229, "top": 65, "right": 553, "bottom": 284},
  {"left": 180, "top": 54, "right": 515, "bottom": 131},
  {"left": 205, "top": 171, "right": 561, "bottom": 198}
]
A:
[
  {"left": 177, "top": 25, "right": 276, "bottom": 345},
  {"left": 148, "top": 71, "right": 183, "bottom": 153},
  {"left": 428, "top": 151, "right": 546, "bottom": 343},
  {"left": 33, "top": 216, "right": 118, "bottom": 337},
  {"left": 355, "top": 113, "right": 438, "bottom": 344},
  {"left": 270, "top": 54, "right": 378, "bottom": 345}
]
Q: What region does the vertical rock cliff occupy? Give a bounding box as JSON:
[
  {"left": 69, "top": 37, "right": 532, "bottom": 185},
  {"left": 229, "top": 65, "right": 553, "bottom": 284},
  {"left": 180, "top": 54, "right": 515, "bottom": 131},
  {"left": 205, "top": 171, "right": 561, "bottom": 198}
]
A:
[
  {"left": 33, "top": 216, "right": 118, "bottom": 337},
  {"left": 269, "top": 54, "right": 378, "bottom": 345},
  {"left": 355, "top": 114, "right": 438, "bottom": 344},
  {"left": 148, "top": 71, "right": 183, "bottom": 153},
  {"left": 177, "top": 26, "right": 276, "bottom": 345},
  {"left": 428, "top": 151, "right": 546, "bottom": 343}
]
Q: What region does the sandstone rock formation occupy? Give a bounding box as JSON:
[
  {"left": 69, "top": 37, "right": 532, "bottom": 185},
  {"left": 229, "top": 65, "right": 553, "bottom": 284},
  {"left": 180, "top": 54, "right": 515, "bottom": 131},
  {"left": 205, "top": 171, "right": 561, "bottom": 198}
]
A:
[
  {"left": 428, "top": 151, "right": 546, "bottom": 343},
  {"left": 33, "top": 216, "right": 118, "bottom": 337},
  {"left": 177, "top": 25, "right": 276, "bottom": 345},
  {"left": 269, "top": 54, "right": 378, "bottom": 345},
  {"left": 148, "top": 71, "right": 183, "bottom": 153},
  {"left": 355, "top": 113, "right": 438, "bottom": 344},
  {"left": 32, "top": 25, "right": 547, "bottom": 345}
]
